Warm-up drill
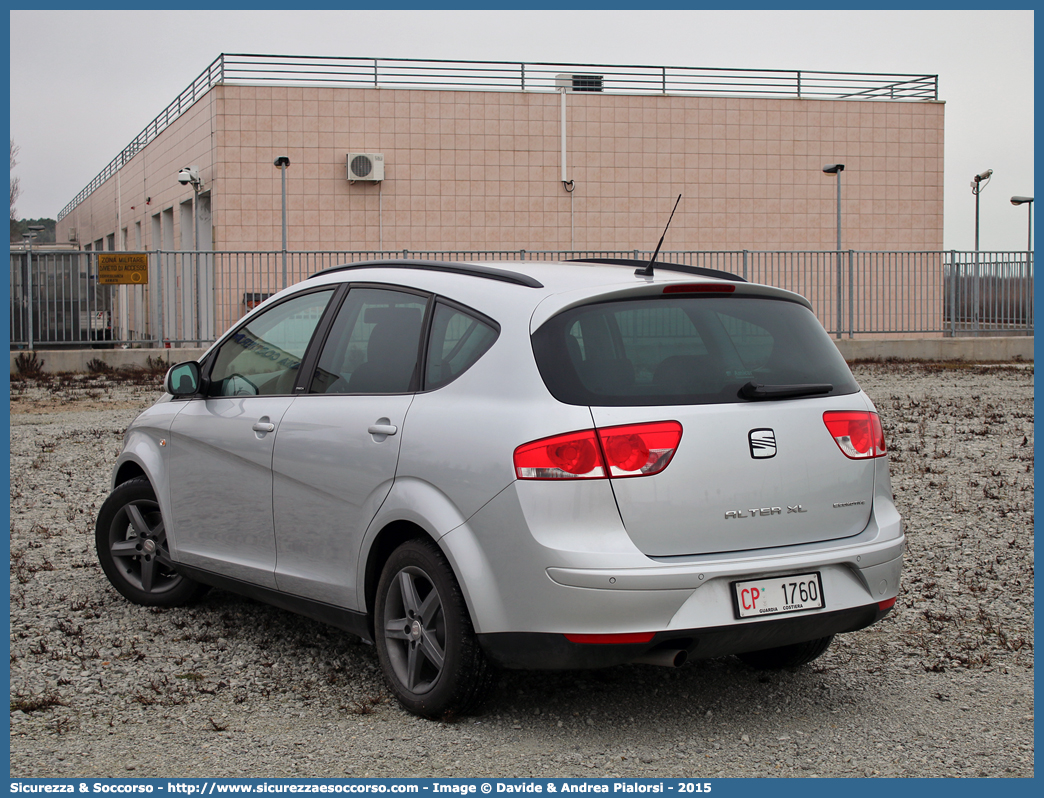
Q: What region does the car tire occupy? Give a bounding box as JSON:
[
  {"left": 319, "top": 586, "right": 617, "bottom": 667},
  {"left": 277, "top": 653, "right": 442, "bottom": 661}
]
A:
[
  {"left": 737, "top": 634, "right": 834, "bottom": 669},
  {"left": 95, "top": 478, "right": 209, "bottom": 607},
  {"left": 375, "top": 538, "right": 494, "bottom": 719}
]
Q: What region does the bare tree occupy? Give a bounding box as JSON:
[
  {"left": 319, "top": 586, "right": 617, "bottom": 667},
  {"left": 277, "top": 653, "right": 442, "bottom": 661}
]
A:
[{"left": 10, "top": 139, "right": 20, "bottom": 220}]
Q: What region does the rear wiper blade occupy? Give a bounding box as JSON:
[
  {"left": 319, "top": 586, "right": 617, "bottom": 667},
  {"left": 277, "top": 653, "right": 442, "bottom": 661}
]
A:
[{"left": 739, "top": 381, "right": 833, "bottom": 401}]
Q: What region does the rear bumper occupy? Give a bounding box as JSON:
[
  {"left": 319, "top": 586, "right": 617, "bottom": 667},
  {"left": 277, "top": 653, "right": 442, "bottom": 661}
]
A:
[
  {"left": 440, "top": 470, "right": 903, "bottom": 638},
  {"left": 479, "top": 602, "right": 891, "bottom": 670}
]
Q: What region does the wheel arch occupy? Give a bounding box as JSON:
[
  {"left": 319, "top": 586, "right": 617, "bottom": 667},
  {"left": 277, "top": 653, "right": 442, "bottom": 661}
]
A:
[
  {"left": 111, "top": 426, "right": 177, "bottom": 555},
  {"left": 362, "top": 520, "right": 433, "bottom": 639},
  {"left": 114, "top": 460, "right": 149, "bottom": 488}
]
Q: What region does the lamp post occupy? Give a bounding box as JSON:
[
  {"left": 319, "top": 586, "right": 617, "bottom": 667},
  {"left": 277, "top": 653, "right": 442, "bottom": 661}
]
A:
[
  {"left": 823, "top": 164, "right": 845, "bottom": 339},
  {"left": 177, "top": 166, "right": 204, "bottom": 342},
  {"left": 822, "top": 164, "right": 845, "bottom": 250},
  {"left": 970, "top": 170, "right": 993, "bottom": 335},
  {"left": 1010, "top": 196, "right": 1033, "bottom": 255},
  {"left": 23, "top": 224, "right": 45, "bottom": 351},
  {"left": 274, "top": 157, "right": 290, "bottom": 289},
  {"left": 1010, "top": 196, "right": 1033, "bottom": 333}
]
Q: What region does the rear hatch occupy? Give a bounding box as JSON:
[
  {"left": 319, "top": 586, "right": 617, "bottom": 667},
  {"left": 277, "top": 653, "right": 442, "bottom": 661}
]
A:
[{"left": 531, "top": 286, "right": 880, "bottom": 557}]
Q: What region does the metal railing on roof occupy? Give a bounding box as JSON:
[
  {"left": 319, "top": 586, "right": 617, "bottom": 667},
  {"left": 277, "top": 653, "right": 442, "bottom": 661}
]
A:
[
  {"left": 218, "top": 54, "right": 938, "bottom": 101},
  {"left": 58, "top": 53, "right": 939, "bottom": 222},
  {"left": 57, "top": 56, "right": 226, "bottom": 222}
]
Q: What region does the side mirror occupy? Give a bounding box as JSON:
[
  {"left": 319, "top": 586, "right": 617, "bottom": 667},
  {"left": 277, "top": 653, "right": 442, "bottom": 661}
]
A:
[{"left": 165, "top": 361, "right": 202, "bottom": 397}]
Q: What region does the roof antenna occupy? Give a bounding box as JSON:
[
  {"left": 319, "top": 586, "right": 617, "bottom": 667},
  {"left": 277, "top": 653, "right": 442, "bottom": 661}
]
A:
[{"left": 635, "top": 194, "right": 682, "bottom": 278}]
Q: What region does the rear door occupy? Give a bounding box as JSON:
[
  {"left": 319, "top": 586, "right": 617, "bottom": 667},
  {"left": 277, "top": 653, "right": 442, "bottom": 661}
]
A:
[
  {"left": 272, "top": 286, "right": 429, "bottom": 607},
  {"left": 533, "top": 291, "right": 878, "bottom": 557}
]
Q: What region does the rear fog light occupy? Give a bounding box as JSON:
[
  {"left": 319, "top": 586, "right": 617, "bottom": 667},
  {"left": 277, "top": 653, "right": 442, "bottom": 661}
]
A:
[{"left": 564, "top": 632, "right": 656, "bottom": 644}]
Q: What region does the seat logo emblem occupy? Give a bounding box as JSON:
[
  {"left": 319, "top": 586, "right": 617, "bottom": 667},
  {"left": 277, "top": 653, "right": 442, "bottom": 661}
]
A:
[{"left": 749, "top": 428, "right": 776, "bottom": 459}]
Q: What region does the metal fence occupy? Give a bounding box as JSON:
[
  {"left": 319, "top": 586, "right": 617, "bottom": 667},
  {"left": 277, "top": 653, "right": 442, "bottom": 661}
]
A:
[{"left": 9, "top": 250, "right": 1032, "bottom": 349}]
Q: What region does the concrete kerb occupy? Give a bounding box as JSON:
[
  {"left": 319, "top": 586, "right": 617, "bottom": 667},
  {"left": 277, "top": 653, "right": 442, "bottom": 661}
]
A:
[
  {"left": 8, "top": 337, "right": 1033, "bottom": 376},
  {"left": 832, "top": 336, "right": 1033, "bottom": 363},
  {"left": 10, "top": 348, "right": 208, "bottom": 375}
]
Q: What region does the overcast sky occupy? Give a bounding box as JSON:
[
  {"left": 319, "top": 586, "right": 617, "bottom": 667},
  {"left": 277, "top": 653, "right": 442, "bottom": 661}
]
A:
[{"left": 8, "top": 8, "right": 1035, "bottom": 251}]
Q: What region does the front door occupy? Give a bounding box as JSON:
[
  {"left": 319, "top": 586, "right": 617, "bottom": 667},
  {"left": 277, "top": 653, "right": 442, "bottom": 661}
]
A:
[{"left": 167, "top": 288, "right": 336, "bottom": 587}]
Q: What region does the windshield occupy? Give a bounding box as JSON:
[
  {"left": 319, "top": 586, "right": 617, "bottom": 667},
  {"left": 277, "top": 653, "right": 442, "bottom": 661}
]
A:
[{"left": 531, "top": 294, "right": 860, "bottom": 406}]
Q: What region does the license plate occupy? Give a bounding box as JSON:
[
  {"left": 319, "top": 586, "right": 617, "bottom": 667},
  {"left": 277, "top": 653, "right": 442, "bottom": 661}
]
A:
[{"left": 732, "top": 572, "right": 825, "bottom": 619}]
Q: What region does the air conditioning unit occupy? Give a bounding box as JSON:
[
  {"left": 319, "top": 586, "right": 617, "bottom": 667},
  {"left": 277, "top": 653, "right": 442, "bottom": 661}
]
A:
[
  {"left": 347, "top": 153, "right": 385, "bottom": 182},
  {"left": 67, "top": 227, "right": 77, "bottom": 242},
  {"left": 555, "top": 73, "right": 604, "bottom": 93}
]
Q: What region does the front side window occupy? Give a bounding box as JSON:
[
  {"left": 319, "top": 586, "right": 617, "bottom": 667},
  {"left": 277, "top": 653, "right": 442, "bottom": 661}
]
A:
[
  {"left": 533, "top": 295, "right": 860, "bottom": 406},
  {"left": 310, "top": 288, "right": 429, "bottom": 394},
  {"left": 208, "top": 289, "right": 335, "bottom": 397}
]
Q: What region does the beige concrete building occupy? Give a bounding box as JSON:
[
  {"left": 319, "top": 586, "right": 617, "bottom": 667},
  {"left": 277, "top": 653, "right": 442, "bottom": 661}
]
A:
[{"left": 58, "top": 56, "right": 944, "bottom": 256}]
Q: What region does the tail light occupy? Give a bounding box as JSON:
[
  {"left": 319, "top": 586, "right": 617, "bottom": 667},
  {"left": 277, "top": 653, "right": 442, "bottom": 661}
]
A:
[
  {"left": 513, "top": 430, "right": 605, "bottom": 479},
  {"left": 514, "top": 421, "right": 682, "bottom": 480},
  {"left": 823, "top": 411, "right": 887, "bottom": 459}
]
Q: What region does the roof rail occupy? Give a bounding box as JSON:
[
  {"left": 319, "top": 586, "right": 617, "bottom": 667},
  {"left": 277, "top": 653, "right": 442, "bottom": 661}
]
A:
[
  {"left": 308, "top": 259, "right": 545, "bottom": 288},
  {"left": 567, "top": 258, "right": 747, "bottom": 283}
]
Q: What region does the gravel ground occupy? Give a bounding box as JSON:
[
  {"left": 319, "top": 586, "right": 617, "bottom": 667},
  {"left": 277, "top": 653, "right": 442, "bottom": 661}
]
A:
[{"left": 8, "top": 363, "right": 1034, "bottom": 778}]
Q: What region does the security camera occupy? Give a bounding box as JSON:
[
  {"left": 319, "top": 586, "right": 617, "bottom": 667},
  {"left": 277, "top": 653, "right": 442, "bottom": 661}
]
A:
[
  {"left": 973, "top": 169, "right": 993, "bottom": 182},
  {"left": 177, "top": 166, "right": 200, "bottom": 187}
]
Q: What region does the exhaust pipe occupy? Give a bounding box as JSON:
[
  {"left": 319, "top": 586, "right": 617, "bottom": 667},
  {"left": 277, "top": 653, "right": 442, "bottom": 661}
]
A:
[{"left": 632, "top": 648, "right": 687, "bottom": 668}]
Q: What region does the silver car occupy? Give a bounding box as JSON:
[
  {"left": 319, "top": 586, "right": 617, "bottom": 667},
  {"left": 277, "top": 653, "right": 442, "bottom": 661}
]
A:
[{"left": 95, "top": 258, "right": 903, "bottom": 718}]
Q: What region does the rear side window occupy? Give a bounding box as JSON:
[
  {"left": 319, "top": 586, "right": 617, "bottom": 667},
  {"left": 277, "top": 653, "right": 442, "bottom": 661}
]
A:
[
  {"left": 425, "top": 302, "right": 499, "bottom": 390},
  {"left": 532, "top": 295, "right": 860, "bottom": 406}
]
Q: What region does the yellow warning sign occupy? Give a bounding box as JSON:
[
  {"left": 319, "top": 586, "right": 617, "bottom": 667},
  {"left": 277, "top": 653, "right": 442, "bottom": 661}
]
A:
[{"left": 98, "top": 253, "right": 149, "bottom": 285}]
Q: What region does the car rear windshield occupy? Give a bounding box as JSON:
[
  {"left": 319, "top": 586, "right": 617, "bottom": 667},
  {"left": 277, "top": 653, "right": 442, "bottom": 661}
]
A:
[{"left": 531, "top": 294, "right": 860, "bottom": 406}]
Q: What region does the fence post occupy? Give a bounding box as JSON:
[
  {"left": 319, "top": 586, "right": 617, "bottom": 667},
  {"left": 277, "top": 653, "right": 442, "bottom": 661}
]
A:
[
  {"left": 836, "top": 249, "right": 842, "bottom": 339},
  {"left": 973, "top": 248, "right": 980, "bottom": 335},
  {"left": 155, "top": 250, "right": 164, "bottom": 346},
  {"left": 1027, "top": 249, "right": 1034, "bottom": 334},
  {"left": 848, "top": 250, "right": 854, "bottom": 338},
  {"left": 742, "top": 250, "right": 748, "bottom": 281},
  {"left": 26, "top": 245, "right": 34, "bottom": 351},
  {"left": 949, "top": 250, "right": 957, "bottom": 337},
  {"left": 88, "top": 252, "right": 96, "bottom": 347}
]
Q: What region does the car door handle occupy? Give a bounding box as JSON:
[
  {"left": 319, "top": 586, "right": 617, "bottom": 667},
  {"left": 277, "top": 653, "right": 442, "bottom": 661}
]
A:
[
  {"left": 367, "top": 423, "right": 398, "bottom": 436},
  {"left": 252, "top": 421, "right": 276, "bottom": 433}
]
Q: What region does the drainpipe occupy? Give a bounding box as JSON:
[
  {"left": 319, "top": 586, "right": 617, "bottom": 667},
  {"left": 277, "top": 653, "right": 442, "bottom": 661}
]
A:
[
  {"left": 560, "top": 87, "right": 575, "bottom": 249},
  {"left": 560, "top": 87, "right": 569, "bottom": 188}
]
